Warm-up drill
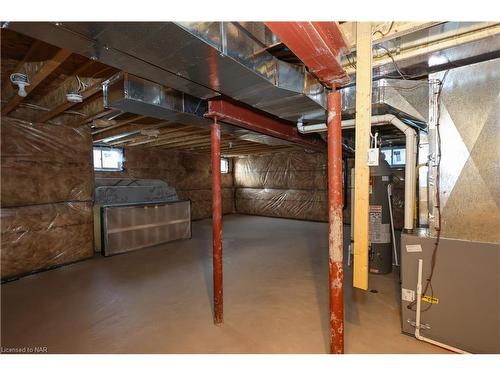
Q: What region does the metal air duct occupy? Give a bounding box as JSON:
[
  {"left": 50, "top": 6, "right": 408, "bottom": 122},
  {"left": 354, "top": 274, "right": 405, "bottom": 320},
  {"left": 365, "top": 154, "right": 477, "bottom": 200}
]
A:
[
  {"left": 4, "top": 22, "right": 329, "bottom": 123},
  {"left": 102, "top": 72, "right": 296, "bottom": 147}
]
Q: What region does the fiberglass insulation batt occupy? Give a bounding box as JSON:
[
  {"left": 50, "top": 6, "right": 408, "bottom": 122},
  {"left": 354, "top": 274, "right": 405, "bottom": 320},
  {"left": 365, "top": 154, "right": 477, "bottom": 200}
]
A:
[{"left": 1, "top": 117, "right": 94, "bottom": 280}]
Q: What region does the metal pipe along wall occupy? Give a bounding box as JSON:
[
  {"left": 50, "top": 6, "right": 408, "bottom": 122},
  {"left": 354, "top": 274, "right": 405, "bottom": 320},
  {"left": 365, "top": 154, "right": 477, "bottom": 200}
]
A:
[
  {"left": 327, "top": 91, "right": 345, "bottom": 354},
  {"left": 211, "top": 118, "right": 223, "bottom": 325}
]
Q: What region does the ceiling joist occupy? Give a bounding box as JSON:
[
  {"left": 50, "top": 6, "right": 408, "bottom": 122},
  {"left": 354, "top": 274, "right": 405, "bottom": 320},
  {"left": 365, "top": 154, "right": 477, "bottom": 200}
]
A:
[
  {"left": 339, "top": 22, "right": 444, "bottom": 50},
  {"left": 91, "top": 115, "right": 146, "bottom": 135},
  {"left": 78, "top": 109, "right": 116, "bottom": 127},
  {"left": 1, "top": 40, "right": 41, "bottom": 89},
  {"left": 106, "top": 124, "right": 200, "bottom": 145},
  {"left": 93, "top": 121, "right": 170, "bottom": 143},
  {"left": 137, "top": 130, "right": 210, "bottom": 147},
  {"left": 2, "top": 48, "right": 72, "bottom": 115},
  {"left": 1, "top": 29, "right": 314, "bottom": 157},
  {"left": 37, "top": 79, "right": 106, "bottom": 123}
]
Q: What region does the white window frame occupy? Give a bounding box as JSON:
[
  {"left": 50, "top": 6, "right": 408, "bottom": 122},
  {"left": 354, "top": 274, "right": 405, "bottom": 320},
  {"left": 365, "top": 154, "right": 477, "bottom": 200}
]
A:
[
  {"left": 93, "top": 146, "right": 124, "bottom": 172},
  {"left": 381, "top": 146, "right": 406, "bottom": 167},
  {"left": 221, "top": 158, "right": 229, "bottom": 174}
]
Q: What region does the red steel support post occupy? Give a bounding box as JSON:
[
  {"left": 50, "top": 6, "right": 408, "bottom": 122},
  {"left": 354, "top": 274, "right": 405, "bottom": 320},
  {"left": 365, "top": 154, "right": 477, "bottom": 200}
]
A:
[
  {"left": 327, "top": 90, "right": 344, "bottom": 354},
  {"left": 211, "top": 117, "right": 223, "bottom": 325}
]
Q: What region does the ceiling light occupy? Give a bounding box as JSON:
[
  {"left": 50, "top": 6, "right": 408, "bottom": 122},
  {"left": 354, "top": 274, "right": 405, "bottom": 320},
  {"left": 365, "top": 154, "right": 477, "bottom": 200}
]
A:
[
  {"left": 66, "top": 93, "right": 83, "bottom": 103},
  {"left": 10, "top": 73, "right": 30, "bottom": 97}
]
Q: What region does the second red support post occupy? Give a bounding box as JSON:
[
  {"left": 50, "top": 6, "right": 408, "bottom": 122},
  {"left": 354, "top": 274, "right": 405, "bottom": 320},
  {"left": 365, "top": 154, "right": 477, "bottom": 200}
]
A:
[
  {"left": 327, "top": 91, "right": 344, "bottom": 354},
  {"left": 211, "top": 117, "right": 223, "bottom": 325}
]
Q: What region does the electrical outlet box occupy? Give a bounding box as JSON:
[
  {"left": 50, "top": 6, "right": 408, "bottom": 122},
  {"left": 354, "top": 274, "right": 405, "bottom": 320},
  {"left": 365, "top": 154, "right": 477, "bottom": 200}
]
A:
[
  {"left": 368, "top": 148, "right": 379, "bottom": 166},
  {"left": 401, "top": 288, "right": 415, "bottom": 302}
]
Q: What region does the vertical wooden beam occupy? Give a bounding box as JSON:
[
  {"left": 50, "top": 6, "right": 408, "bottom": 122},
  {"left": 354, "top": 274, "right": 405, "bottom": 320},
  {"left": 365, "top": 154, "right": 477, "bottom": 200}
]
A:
[
  {"left": 211, "top": 117, "right": 223, "bottom": 325},
  {"left": 327, "top": 91, "right": 344, "bottom": 354},
  {"left": 353, "top": 22, "right": 372, "bottom": 290}
]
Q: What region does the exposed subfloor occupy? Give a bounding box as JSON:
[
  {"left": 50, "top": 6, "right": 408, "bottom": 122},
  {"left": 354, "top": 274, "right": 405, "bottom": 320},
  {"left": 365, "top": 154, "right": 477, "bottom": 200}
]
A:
[{"left": 1, "top": 214, "right": 447, "bottom": 354}]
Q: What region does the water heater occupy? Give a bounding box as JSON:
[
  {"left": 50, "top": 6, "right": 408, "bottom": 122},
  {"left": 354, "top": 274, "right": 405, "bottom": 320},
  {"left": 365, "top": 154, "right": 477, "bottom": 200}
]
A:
[{"left": 369, "top": 156, "right": 393, "bottom": 274}]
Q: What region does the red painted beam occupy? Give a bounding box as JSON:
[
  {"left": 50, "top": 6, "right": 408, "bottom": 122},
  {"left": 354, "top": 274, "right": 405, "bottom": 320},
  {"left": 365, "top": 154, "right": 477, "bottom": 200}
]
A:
[
  {"left": 206, "top": 98, "right": 325, "bottom": 151},
  {"left": 327, "top": 91, "right": 344, "bottom": 354},
  {"left": 211, "top": 117, "right": 223, "bottom": 325},
  {"left": 265, "top": 22, "right": 350, "bottom": 88}
]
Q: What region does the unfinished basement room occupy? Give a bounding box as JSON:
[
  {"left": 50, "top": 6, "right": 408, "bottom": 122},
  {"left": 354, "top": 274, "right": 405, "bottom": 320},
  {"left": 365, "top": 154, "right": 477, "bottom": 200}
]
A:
[{"left": 1, "top": 3, "right": 499, "bottom": 369}]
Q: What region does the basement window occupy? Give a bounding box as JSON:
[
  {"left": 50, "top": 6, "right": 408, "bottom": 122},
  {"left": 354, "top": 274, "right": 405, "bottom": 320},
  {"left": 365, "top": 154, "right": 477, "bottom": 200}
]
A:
[
  {"left": 93, "top": 146, "right": 124, "bottom": 172},
  {"left": 392, "top": 148, "right": 406, "bottom": 166},
  {"left": 381, "top": 146, "right": 406, "bottom": 167},
  {"left": 221, "top": 158, "right": 229, "bottom": 174}
]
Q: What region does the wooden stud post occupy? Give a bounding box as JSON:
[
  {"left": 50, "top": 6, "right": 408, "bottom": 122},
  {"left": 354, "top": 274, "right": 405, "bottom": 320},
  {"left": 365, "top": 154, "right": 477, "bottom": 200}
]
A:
[{"left": 353, "top": 22, "right": 372, "bottom": 290}]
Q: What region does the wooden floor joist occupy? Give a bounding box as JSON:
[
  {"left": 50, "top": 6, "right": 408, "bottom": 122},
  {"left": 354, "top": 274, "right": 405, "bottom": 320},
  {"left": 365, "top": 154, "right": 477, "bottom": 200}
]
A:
[
  {"left": 146, "top": 132, "right": 211, "bottom": 148},
  {"left": 38, "top": 80, "right": 104, "bottom": 123},
  {"left": 1, "top": 40, "right": 41, "bottom": 90},
  {"left": 2, "top": 48, "right": 72, "bottom": 115},
  {"left": 94, "top": 121, "right": 170, "bottom": 143},
  {"left": 122, "top": 126, "right": 201, "bottom": 146},
  {"left": 78, "top": 109, "right": 116, "bottom": 127},
  {"left": 91, "top": 115, "right": 146, "bottom": 135},
  {"left": 39, "top": 60, "right": 97, "bottom": 121}
]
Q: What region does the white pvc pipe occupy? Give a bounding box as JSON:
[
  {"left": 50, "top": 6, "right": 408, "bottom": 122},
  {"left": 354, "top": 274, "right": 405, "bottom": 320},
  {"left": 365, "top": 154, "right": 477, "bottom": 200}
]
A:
[
  {"left": 344, "top": 23, "right": 500, "bottom": 76},
  {"left": 298, "top": 114, "right": 417, "bottom": 230},
  {"left": 297, "top": 121, "right": 329, "bottom": 133},
  {"left": 383, "top": 115, "right": 417, "bottom": 232},
  {"left": 415, "top": 259, "right": 469, "bottom": 354}
]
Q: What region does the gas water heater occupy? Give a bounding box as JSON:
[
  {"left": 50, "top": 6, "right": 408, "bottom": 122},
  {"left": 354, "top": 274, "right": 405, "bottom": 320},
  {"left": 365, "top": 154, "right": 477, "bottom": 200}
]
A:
[{"left": 369, "top": 156, "right": 393, "bottom": 274}]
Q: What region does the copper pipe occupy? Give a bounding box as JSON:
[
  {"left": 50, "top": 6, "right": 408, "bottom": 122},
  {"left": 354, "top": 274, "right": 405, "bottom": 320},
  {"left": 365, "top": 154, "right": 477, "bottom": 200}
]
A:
[
  {"left": 211, "top": 117, "right": 223, "bottom": 325},
  {"left": 327, "top": 91, "right": 344, "bottom": 354}
]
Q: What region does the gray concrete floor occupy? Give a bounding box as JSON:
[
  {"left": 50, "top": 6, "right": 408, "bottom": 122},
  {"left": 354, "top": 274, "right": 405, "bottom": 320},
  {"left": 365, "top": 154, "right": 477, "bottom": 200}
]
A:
[{"left": 1, "top": 214, "right": 446, "bottom": 353}]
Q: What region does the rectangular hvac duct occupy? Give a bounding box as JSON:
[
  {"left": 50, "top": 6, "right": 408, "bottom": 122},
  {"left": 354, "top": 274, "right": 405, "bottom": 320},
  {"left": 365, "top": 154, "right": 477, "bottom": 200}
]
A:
[
  {"left": 340, "top": 78, "right": 429, "bottom": 127},
  {"left": 103, "top": 72, "right": 210, "bottom": 128},
  {"left": 344, "top": 22, "right": 500, "bottom": 81},
  {"left": 100, "top": 200, "right": 191, "bottom": 256},
  {"left": 4, "top": 22, "right": 329, "bottom": 122},
  {"left": 400, "top": 58, "right": 500, "bottom": 354},
  {"left": 102, "top": 72, "right": 299, "bottom": 147}
]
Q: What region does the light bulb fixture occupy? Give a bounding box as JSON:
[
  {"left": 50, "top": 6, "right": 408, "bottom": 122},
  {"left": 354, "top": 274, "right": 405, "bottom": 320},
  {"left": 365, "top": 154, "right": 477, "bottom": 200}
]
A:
[
  {"left": 66, "top": 92, "right": 83, "bottom": 103},
  {"left": 140, "top": 129, "right": 160, "bottom": 137},
  {"left": 66, "top": 75, "right": 88, "bottom": 103},
  {"left": 10, "top": 73, "right": 30, "bottom": 97}
]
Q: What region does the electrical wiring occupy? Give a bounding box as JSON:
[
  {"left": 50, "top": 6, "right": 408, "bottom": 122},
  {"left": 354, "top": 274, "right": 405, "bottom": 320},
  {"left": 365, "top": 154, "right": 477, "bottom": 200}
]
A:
[
  {"left": 0, "top": 100, "right": 86, "bottom": 116},
  {"left": 420, "top": 70, "right": 449, "bottom": 309},
  {"left": 76, "top": 75, "right": 89, "bottom": 93},
  {"left": 378, "top": 81, "right": 432, "bottom": 91},
  {"left": 345, "top": 54, "right": 357, "bottom": 70},
  {"left": 342, "top": 45, "right": 429, "bottom": 82},
  {"left": 373, "top": 22, "right": 394, "bottom": 38},
  {"left": 375, "top": 45, "right": 411, "bottom": 80},
  {"left": 407, "top": 70, "right": 449, "bottom": 313}
]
